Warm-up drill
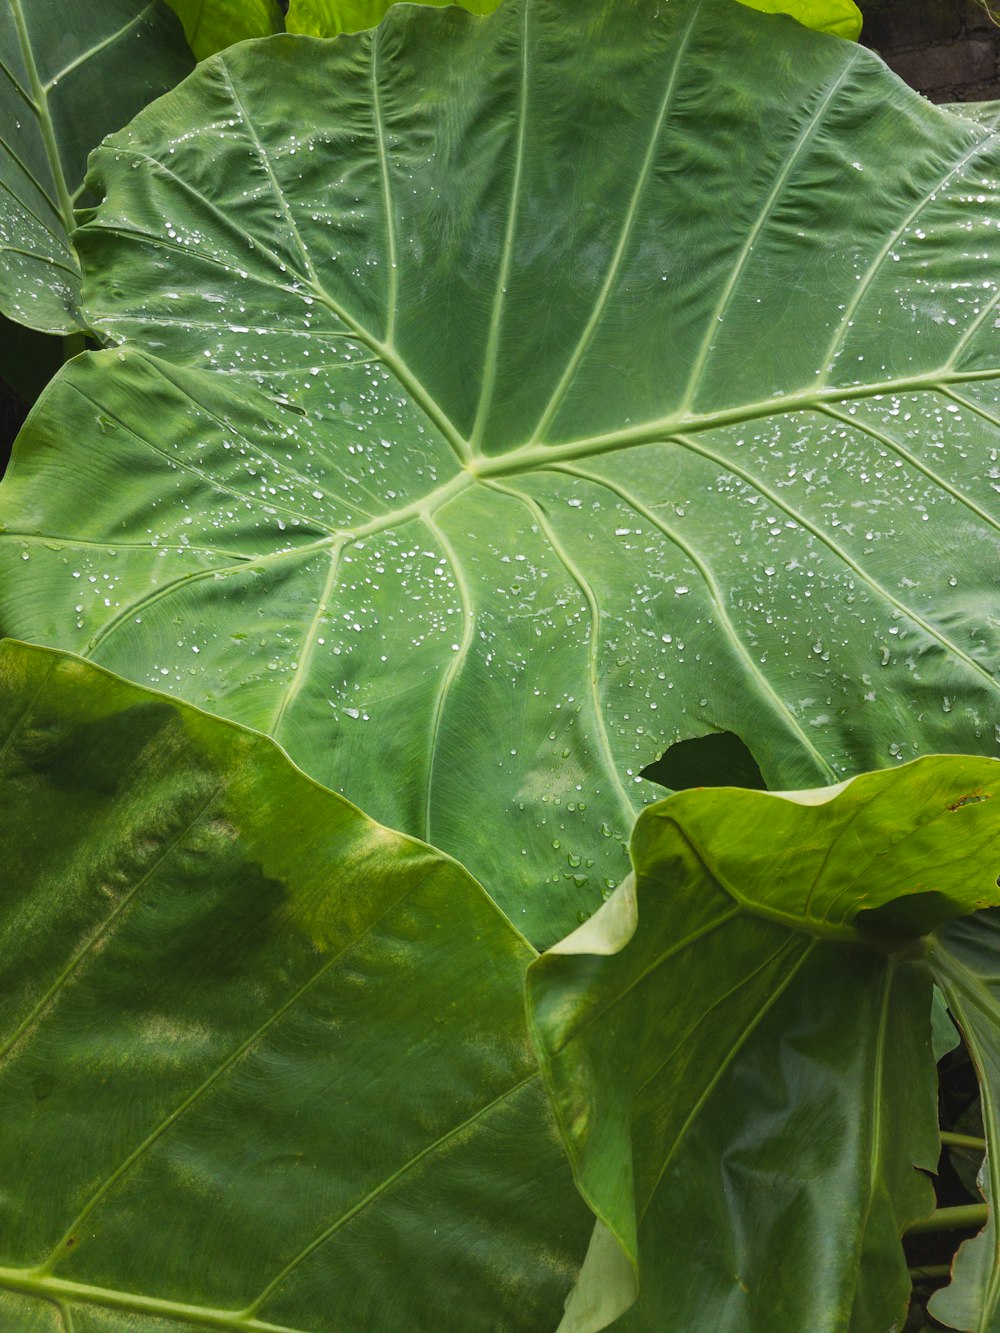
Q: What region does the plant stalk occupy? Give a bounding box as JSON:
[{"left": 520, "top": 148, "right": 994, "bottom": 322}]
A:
[
  {"left": 940, "top": 1131, "right": 986, "bottom": 1153},
  {"left": 906, "top": 1204, "right": 989, "bottom": 1236}
]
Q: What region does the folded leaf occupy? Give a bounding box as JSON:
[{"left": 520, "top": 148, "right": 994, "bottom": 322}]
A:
[
  {"left": 0, "top": 639, "right": 590, "bottom": 1330},
  {"left": 528, "top": 758, "right": 1000, "bottom": 1330},
  {"left": 927, "top": 910, "right": 1000, "bottom": 1331},
  {"left": 2, "top": 0, "right": 1000, "bottom": 946},
  {"left": 0, "top": 0, "right": 193, "bottom": 333}
]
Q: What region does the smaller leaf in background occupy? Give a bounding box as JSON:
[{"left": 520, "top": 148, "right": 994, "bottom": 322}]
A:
[
  {"left": 285, "top": 0, "right": 498, "bottom": 38},
  {"left": 639, "top": 729, "right": 767, "bottom": 793},
  {"left": 927, "top": 910, "right": 1000, "bottom": 1332},
  {"left": 0, "top": 639, "right": 591, "bottom": 1331},
  {"left": 736, "top": 0, "right": 862, "bottom": 40},
  {"left": 164, "top": 0, "right": 285, "bottom": 59},
  {"left": 528, "top": 757, "right": 1000, "bottom": 1332},
  {"left": 0, "top": 0, "right": 193, "bottom": 335}
]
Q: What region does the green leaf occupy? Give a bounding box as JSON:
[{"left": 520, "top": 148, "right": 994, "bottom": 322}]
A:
[
  {"left": 2, "top": 0, "right": 1000, "bottom": 946},
  {"left": 927, "top": 911, "right": 1000, "bottom": 1331},
  {"left": 0, "top": 0, "right": 193, "bottom": 334},
  {"left": 286, "top": 0, "right": 499, "bottom": 39},
  {"left": 164, "top": 0, "right": 285, "bottom": 60},
  {"left": 0, "top": 637, "right": 590, "bottom": 1330},
  {"left": 736, "top": 0, "right": 862, "bottom": 41},
  {"left": 527, "top": 757, "right": 1000, "bottom": 1331}
]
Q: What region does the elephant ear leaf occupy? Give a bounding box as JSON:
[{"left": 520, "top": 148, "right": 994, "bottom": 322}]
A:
[
  {"left": 285, "top": 0, "right": 500, "bottom": 38},
  {"left": 0, "top": 0, "right": 193, "bottom": 334},
  {"left": 0, "top": 638, "right": 590, "bottom": 1331},
  {"left": 2, "top": 0, "right": 1000, "bottom": 949},
  {"left": 527, "top": 757, "right": 1000, "bottom": 1331}
]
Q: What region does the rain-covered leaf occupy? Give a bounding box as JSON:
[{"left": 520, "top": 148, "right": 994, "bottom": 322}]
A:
[
  {"left": 164, "top": 0, "right": 285, "bottom": 59},
  {"left": 0, "top": 0, "right": 193, "bottom": 334},
  {"left": 0, "top": 638, "right": 590, "bottom": 1331},
  {"left": 527, "top": 757, "right": 1000, "bottom": 1331},
  {"left": 927, "top": 910, "right": 1000, "bottom": 1331},
  {"left": 285, "top": 0, "right": 499, "bottom": 38},
  {"left": 739, "top": 0, "right": 862, "bottom": 41},
  {"left": 2, "top": 0, "right": 1000, "bottom": 946}
]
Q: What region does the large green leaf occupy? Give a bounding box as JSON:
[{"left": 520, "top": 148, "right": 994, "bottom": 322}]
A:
[
  {"left": 0, "top": 638, "right": 590, "bottom": 1330},
  {"left": 927, "top": 911, "right": 1000, "bottom": 1331},
  {"left": 286, "top": 0, "right": 499, "bottom": 38},
  {"left": 164, "top": 0, "right": 285, "bottom": 59},
  {"left": 526, "top": 757, "right": 1000, "bottom": 1331},
  {"left": 2, "top": 0, "right": 999, "bottom": 945},
  {"left": 0, "top": 0, "right": 193, "bottom": 334}
]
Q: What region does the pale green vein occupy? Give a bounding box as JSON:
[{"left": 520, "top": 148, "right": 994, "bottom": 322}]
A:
[
  {"left": 0, "top": 1267, "right": 297, "bottom": 1332},
  {"left": 40, "top": 861, "right": 441, "bottom": 1273},
  {"left": 220, "top": 62, "right": 320, "bottom": 286},
  {"left": 370, "top": 28, "right": 398, "bottom": 343},
  {"left": 473, "top": 368, "right": 1000, "bottom": 478},
  {"left": 553, "top": 461, "right": 837, "bottom": 781},
  {"left": 672, "top": 429, "right": 999, "bottom": 692},
  {"left": 421, "top": 513, "right": 477, "bottom": 844},
  {"left": 527, "top": 0, "right": 702, "bottom": 447},
  {"left": 648, "top": 940, "right": 816, "bottom": 1202},
  {"left": 940, "top": 383, "right": 1000, "bottom": 432},
  {"left": 487, "top": 479, "right": 639, "bottom": 828},
  {"left": 0, "top": 782, "right": 225, "bottom": 1065},
  {"left": 41, "top": 2, "right": 158, "bottom": 92},
  {"left": 469, "top": 0, "right": 530, "bottom": 451},
  {"left": 9, "top": 0, "right": 75, "bottom": 232},
  {"left": 819, "top": 403, "right": 1000, "bottom": 534},
  {"left": 680, "top": 51, "right": 858, "bottom": 413},
  {"left": 816, "top": 132, "right": 994, "bottom": 382},
  {"left": 852, "top": 959, "right": 893, "bottom": 1275},
  {"left": 945, "top": 281, "right": 1000, "bottom": 370},
  {"left": 6, "top": 532, "right": 255, "bottom": 561},
  {"left": 242, "top": 1071, "right": 539, "bottom": 1317},
  {"left": 268, "top": 543, "right": 343, "bottom": 738}
]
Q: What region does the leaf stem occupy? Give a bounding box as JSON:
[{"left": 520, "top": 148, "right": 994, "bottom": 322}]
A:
[
  {"left": 909, "top": 1264, "right": 952, "bottom": 1280},
  {"left": 906, "top": 1204, "right": 989, "bottom": 1235},
  {"left": 940, "top": 1130, "right": 987, "bottom": 1153}
]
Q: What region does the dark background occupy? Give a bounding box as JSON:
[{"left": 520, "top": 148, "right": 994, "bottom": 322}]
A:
[{"left": 2, "top": 0, "right": 999, "bottom": 478}]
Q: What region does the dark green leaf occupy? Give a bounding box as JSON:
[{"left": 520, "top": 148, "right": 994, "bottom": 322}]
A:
[
  {"left": 0, "top": 0, "right": 193, "bottom": 333},
  {"left": 0, "top": 638, "right": 590, "bottom": 1330},
  {"left": 528, "top": 758, "right": 1000, "bottom": 1330},
  {"left": 2, "top": 0, "right": 999, "bottom": 946}
]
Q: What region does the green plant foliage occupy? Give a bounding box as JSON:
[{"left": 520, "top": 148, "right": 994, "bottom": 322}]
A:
[
  {"left": 527, "top": 758, "right": 1000, "bottom": 1331},
  {"left": 739, "top": 0, "right": 862, "bottom": 41},
  {"left": 927, "top": 910, "right": 1000, "bottom": 1330},
  {"left": 0, "top": 0, "right": 193, "bottom": 334},
  {"left": 0, "top": 637, "right": 590, "bottom": 1330},
  {"left": 286, "top": 0, "right": 499, "bottom": 38},
  {"left": 164, "top": 0, "right": 286, "bottom": 60},
  {"left": 2, "top": 0, "right": 998, "bottom": 949}
]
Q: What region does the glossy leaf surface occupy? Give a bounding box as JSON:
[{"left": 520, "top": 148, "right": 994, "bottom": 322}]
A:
[
  {"left": 0, "top": 0, "right": 192, "bottom": 333},
  {"left": 928, "top": 911, "right": 1000, "bottom": 1332},
  {"left": 286, "top": 0, "right": 498, "bottom": 37},
  {"left": 528, "top": 758, "right": 1000, "bottom": 1330},
  {"left": 2, "top": 0, "right": 1000, "bottom": 945},
  {"left": 164, "top": 0, "right": 285, "bottom": 59},
  {"left": 0, "top": 639, "right": 589, "bottom": 1331}
]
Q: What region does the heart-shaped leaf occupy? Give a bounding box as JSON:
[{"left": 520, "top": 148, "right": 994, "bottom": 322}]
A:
[{"left": 0, "top": 638, "right": 590, "bottom": 1330}]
